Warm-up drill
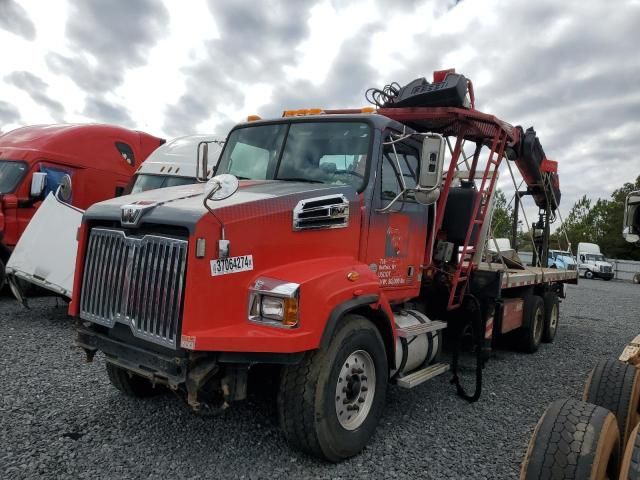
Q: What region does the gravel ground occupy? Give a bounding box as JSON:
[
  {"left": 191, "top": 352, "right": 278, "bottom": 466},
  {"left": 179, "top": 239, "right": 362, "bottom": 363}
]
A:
[{"left": 1, "top": 279, "right": 639, "bottom": 479}]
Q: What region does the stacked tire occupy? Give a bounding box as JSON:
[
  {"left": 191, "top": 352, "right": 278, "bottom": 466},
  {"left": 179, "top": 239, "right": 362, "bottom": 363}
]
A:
[{"left": 520, "top": 358, "right": 640, "bottom": 479}]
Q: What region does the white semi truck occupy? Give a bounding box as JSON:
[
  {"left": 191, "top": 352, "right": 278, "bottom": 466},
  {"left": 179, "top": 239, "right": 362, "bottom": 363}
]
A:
[
  {"left": 5, "top": 135, "right": 223, "bottom": 301},
  {"left": 576, "top": 242, "right": 614, "bottom": 280}
]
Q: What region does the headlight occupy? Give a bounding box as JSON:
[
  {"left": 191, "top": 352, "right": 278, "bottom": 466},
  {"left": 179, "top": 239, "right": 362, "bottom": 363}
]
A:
[{"left": 248, "top": 277, "right": 300, "bottom": 328}]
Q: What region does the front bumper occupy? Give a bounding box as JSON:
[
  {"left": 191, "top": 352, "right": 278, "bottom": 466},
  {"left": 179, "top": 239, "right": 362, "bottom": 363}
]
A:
[
  {"left": 76, "top": 324, "right": 188, "bottom": 386},
  {"left": 596, "top": 271, "right": 614, "bottom": 280},
  {"left": 75, "top": 323, "right": 304, "bottom": 388}
]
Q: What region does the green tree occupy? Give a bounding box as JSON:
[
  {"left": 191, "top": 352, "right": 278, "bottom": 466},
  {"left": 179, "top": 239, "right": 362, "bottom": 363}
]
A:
[{"left": 491, "top": 189, "right": 514, "bottom": 239}]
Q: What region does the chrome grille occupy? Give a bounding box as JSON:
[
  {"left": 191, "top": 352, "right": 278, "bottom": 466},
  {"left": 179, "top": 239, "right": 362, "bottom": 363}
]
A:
[
  {"left": 80, "top": 228, "right": 188, "bottom": 349},
  {"left": 600, "top": 265, "right": 612, "bottom": 273}
]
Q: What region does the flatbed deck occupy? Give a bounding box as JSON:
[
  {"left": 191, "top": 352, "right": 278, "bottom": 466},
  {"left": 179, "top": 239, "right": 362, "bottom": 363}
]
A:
[{"left": 476, "top": 262, "right": 579, "bottom": 289}]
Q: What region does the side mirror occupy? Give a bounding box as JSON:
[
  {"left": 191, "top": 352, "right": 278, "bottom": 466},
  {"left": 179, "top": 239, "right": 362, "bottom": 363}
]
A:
[
  {"left": 204, "top": 174, "right": 239, "bottom": 202},
  {"left": 197, "top": 141, "right": 209, "bottom": 182},
  {"left": 418, "top": 134, "right": 445, "bottom": 189},
  {"left": 414, "top": 134, "right": 445, "bottom": 205},
  {"left": 580, "top": 255, "right": 585, "bottom": 262},
  {"left": 30, "top": 172, "right": 47, "bottom": 197}
]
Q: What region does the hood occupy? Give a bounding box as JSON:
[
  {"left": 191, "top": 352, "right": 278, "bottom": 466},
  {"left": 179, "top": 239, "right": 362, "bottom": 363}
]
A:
[
  {"left": 594, "top": 260, "right": 612, "bottom": 267},
  {"left": 84, "top": 180, "right": 358, "bottom": 232}
]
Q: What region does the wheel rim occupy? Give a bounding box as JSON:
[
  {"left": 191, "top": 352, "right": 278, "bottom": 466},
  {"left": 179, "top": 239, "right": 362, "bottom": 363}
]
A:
[
  {"left": 549, "top": 304, "right": 559, "bottom": 333},
  {"left": 586, "top": 271, "right": 593, "bottom": 279},
  {"left": 335, "top": 350, "right": 376, "bottom": 431}
]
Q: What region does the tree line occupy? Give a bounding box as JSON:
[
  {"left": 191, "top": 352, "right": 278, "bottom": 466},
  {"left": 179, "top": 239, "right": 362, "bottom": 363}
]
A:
[{"left": 490, "top": 175, "right": 640, "bottom": 260}]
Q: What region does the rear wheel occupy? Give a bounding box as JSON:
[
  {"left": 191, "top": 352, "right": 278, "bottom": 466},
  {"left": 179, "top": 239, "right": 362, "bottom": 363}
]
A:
[
  {"left": 542, "top": 292, "right": 559, "bottom": 343},
  {"left": 620, "top": 423, "right": 640, "bottom": 479},
  {"left": 106, "top": 362, "right": 165, "bottom": 398},
  {"left": 520, "top": 399, "right": 619, "bottom": 480},
  {"left": 583, "top": 358, "right": 640, "bottom": 447},
  {"left": 517, "top": 295, "right": 545, "bottom": 353},
  {"left": 278, "top": 315, "right": 388, "bottom": 461}
]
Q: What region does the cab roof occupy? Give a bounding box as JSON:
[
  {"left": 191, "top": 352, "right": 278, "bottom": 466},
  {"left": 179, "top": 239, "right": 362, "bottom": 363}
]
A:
[
  {"left": 0, "top": 124, "right": 164, "bottom": 171},
  {"left": 233, "top": 113, "right": 411, "bottom": 134}
]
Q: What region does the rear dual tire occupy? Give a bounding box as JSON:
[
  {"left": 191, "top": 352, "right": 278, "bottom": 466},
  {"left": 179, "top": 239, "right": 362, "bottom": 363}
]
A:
[
  {"left": 517, "top": 295, "right": 545, "bottom": 353},
  {"left": 278, "top": 315, "right": 388, "bottom": 462},
  {"left": 542, "top": 292, "right": 559, "bottom": 343}
]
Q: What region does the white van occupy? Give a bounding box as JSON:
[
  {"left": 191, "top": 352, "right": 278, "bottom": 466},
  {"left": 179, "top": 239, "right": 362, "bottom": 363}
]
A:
[{"left": 576, "top": 242, "right": 614, "bottom": 280}]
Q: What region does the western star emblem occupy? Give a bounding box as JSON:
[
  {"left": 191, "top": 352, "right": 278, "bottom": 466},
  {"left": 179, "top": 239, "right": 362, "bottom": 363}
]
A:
[{"left": 120, "top": 201, "right": 157, "bottom": 226}]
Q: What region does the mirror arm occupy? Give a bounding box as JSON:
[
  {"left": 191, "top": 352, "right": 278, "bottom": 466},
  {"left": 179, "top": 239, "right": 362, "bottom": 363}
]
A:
[{"left": 375, "top": 190, "right": 407, "bottom": 214}]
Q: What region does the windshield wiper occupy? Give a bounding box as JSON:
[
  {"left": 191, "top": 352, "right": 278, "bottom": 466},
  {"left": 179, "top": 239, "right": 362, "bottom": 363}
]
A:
[{"left": 277, "top": 177, "right": 324, "bottom": 184}]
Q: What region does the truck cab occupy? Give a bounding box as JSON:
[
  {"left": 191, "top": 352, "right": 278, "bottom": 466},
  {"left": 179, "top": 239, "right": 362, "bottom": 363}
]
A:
[
  {"left": 5, "top": 134, "right": 222, "bottom": 300},
  {"left": 0, "top": 124, "right": 163, "bottom": 285},
  {"left": 126, "top": 135, "right": 224, "bottom": 194},
  {"left": 577, "top": 242, "right": 614, "bottom": 280},
  {"left": 548, "top": 249, "right": 577, "bottom": 270}
]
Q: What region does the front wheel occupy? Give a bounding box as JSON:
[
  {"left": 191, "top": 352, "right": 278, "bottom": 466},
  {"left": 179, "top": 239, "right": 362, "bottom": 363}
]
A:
[
  {"left": 633, "top": 273, "right": 640, "bottom": 285},
  {"left": 585, "top": 270, "right": 594, "bottom": 279},
  {"left": 278, "top": 315, "right": 388, "bottom": 461}
]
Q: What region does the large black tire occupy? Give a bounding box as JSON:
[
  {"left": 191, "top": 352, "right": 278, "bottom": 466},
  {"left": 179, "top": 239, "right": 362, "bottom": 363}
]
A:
[
  {"left": 583, "top": 358, "right": 640, "bottom": 447},
  {"left": 277, "top": 315, "right": 388, "bottom": 462},
  {"left": 620, "top": 423, "right": 640, "bottom": 479},
  {"left": 633, "top": 273, "right": 640, "bottom": 285},
  {"left": 585, "top": 270, "right": 594, "bottom": 279},
  {"left": 520, "top": 399, "right": 620, "bottom": 480},
  {"left": 517, "top": 295, "right": 545, "bottom": 353},
  {"left": 106, "top": 362, "right": 165, "bottom": 398},
  {"left": 541, "top": 292, "right": 559, "bottom": 343}
]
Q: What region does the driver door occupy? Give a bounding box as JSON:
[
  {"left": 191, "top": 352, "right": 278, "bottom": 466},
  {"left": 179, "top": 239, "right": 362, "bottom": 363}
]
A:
[{"left": 365, "top": 132, "right": 429, "bottom": 299}]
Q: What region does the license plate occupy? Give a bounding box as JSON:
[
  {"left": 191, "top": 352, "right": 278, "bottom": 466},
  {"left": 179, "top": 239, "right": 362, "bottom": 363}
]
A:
[{"left": 210, "top": 255, "right": 254, "bottom": 276}]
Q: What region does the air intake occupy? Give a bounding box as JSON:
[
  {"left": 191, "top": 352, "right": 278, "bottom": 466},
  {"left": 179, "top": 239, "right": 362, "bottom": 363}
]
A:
[{"left": 293, "top": 194, "right": 350, "bottom": 231}]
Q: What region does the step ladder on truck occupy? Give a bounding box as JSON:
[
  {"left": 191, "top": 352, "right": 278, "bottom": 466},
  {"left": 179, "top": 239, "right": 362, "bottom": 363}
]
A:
[{"left": 70, "top": 70, "right": 578, "bottom": 462}]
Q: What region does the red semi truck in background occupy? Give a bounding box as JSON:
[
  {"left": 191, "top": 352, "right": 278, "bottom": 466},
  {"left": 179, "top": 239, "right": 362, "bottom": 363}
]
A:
[
  {"left": 71, "top": 71, "right": 577, "bottom": 461},
  {"left": 0, "top": 124, "right": 164, "bottom": 285}
]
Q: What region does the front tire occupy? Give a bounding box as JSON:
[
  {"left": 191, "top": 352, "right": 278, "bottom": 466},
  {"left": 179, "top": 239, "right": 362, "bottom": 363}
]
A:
[
  {"left": 585, "top": 270, "right": 594, "bottom": 279},
  {"left": 633, "top": 273, "right": 640, "bottom": 285},
  {"left": 278, "top": 314, "right": 388, "bottom": 461}
]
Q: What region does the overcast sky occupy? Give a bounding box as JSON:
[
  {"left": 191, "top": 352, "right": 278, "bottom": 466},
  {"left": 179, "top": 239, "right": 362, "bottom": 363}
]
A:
[{"left": 0, "top": 0, "right": 639, "bottom": 221}]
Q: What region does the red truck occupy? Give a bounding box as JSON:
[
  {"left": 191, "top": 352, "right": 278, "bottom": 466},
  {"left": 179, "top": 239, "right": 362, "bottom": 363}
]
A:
[
  {"left": 72, "top": 72, "right": 577, "bottom": 461},
  {"left": 0, "top": 124, "right": 164, "bottom": 286}
]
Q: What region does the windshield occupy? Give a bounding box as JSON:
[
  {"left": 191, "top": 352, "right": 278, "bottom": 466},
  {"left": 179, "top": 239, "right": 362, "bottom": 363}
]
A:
[
  {"left": 585, "top": 254, "right": 605, "bottom": 262},
  {"left": 216, "top": 121, "right": 371, "bottom": 191},
  {"left": 0, "top": 160, "right": 28, "bottom": 193},
  {"left": 128, "top": 174, "right": 196, "bottom": 194}
]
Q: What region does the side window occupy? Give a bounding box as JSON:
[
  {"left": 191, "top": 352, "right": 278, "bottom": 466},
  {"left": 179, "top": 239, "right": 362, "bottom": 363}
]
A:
[
  {"left": 381, "top": 137, "right": 420, "bottom": 201},
  {"left": 115, "top": 142, "right": 135, "bottom": 166}
]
